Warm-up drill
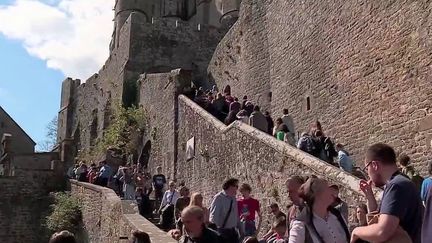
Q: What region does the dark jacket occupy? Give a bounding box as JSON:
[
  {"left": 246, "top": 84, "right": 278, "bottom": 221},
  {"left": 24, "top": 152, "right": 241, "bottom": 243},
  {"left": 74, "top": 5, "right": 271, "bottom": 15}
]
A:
[
  {"left": 249, "top": 111, "right": 268, "bottom": 133},
  {"left": 295, "top": 206, "right": 350, "bottom": 243},
  {"left": 422, "top": 186, "right": 432, "bottom": 243},
  {"left": 179, "top": 226, "right": 223, "bottom": 243}
]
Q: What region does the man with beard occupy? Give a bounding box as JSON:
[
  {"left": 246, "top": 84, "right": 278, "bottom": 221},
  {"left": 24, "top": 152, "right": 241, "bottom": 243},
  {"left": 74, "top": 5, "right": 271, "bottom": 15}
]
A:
[{"left": 350, "top": 143, "right": 423, "bottom": 243}]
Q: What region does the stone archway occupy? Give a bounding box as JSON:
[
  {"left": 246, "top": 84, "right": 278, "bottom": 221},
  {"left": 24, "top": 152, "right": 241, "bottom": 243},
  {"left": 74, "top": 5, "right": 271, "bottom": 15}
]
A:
[{"left": 138, "top": 140, "right": 151, "bottom": 169}]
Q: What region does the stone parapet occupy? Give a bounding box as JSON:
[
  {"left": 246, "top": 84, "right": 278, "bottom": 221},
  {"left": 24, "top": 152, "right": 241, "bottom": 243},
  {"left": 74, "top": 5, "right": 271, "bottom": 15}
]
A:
[
  {"left": 70, "top": 180, "right": 176, "bottom": 243},
  {"left": 177, "top": 94, "right": 382, "bottom": 234}
]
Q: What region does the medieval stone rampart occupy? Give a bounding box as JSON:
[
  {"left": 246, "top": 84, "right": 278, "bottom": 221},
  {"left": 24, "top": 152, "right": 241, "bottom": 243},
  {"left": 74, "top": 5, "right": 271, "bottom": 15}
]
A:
[
  {"left": 176, "top": 94, "right": 371, "bottom": 230},
  {"left": 208, "top": 0, "right": 432, "bottom": 173},
  {"left": 58, "top": 14, "right": 226, "bottom": 163},
  {"left": 0, "top": 157, "right": 64, "bottom": 243}
]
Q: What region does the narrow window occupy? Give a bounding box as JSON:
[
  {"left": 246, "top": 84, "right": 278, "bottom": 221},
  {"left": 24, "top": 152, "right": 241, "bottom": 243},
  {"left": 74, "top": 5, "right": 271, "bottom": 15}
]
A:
[
  {"left": 268, "top": 92, "right": 272, "bottom": 102},
  {"left": 306, "top": 97, "right": 311, "bottom": 111}
]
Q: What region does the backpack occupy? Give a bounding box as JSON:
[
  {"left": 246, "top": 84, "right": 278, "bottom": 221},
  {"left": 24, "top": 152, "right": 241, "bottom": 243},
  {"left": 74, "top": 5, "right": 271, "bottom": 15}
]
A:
[
  {"left": 323, "top": 137, "right": 338, "bottom": 158},
  {"left": 402, "top": 166, "right": 423, "bottom": 193},
  {"left": 299, "top": 135, "right": 316, "bottom": 154},
  {"left": 411, "top": 174, "right": 424, "bottom": 193}
]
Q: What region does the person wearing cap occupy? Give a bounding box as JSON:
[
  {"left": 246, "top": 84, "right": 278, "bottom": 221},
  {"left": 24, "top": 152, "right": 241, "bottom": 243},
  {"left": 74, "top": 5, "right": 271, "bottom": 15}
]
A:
[{"left": 288, "top": 177, "right": 350, "bottom": 243}]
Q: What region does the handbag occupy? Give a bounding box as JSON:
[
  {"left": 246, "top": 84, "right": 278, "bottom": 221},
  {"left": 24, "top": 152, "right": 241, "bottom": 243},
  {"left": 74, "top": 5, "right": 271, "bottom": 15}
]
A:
[
  {"left": 218, "top": 199, "right": 239, "bottom": 242},
  {"left": 366, "top": 212, "right": 412, "bottom": 243}
]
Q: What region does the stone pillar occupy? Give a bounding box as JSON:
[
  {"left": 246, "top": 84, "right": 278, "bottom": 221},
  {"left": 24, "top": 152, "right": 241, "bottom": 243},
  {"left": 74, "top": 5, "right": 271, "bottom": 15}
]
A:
[{"left": 171, "top": 69, "right": 192, "bottom": 180}]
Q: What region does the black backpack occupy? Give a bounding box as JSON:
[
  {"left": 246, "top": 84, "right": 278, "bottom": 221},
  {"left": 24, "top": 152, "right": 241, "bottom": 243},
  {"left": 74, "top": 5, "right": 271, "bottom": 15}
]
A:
[
  {"left": 323, "top": 137, "right": 338, "bottom": 158},
  {"left": 299, "top": 135, "right": 316, "bottom": 154}
]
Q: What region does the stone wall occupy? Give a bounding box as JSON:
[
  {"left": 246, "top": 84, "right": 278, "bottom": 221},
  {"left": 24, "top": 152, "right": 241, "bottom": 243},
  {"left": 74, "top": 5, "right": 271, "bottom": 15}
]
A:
[
  {"left": 12, "top": 152, "right": 58, "bottom": 170},
  {"left": 57, "top": 18, "right": 135, "bottom": 159},
  {"left": 0, "top": 167, "right": 63, "bottom": 243},
  {"left": 176, "top": 94, "right": 370, "bottom": 232},
  {"left": 70, "top": 180, "right": 176, "bottom": 243},
  {"left": 208, "top": 0, "right": 271, "bottom": 110},
  {"left": 208, "top": 0, "right": 432, "bottom": 174},
  {"left": 138, "top": 70, "right": 192, "bottom": 178},
  {"left": 128, "top": 15, "right": 225, "bottom": 87},
  {"left": 58, "top": 13, "right": 227, "bottom": 165}
]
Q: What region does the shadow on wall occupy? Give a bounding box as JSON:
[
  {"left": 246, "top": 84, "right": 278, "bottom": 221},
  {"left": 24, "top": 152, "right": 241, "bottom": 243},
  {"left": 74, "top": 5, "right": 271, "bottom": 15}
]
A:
[{"left": 75, "top": 222, "right": 90, "bottom": 243}]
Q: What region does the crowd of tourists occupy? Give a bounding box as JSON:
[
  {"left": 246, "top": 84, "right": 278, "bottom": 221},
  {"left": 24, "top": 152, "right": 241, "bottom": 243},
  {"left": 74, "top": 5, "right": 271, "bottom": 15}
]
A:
[
  {"left": 67, "top": 161, "right": 171, "bottom": 216},
  {"left": 162, "top": 144, "right": 431, "bottom": 243},
  {"left": 56, "top": 142, "right": 432, "bottom": 243},
  {"left": 188, "top": 85, "right": 357, "bottom": 175}
]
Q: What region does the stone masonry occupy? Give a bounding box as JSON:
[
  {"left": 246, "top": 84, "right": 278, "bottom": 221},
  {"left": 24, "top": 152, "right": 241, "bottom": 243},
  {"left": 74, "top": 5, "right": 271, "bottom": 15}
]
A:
[
  {"left": 209, "top": 0, "right": 432, "bottom": 174},
  {"left": 176, "top": 93, "right": 373, "bottom": 232},
  {"left": 57, "top": 0, "right": 432, "bottom": 239},
  {"left": 0, "top": 153, "right": 64, "bottom": 243},
  {"left": 125, "top": 70, "right": 377, "bottom": 233},
  {"left": 0, "top": 106, "right": 63, "bottom": 243},
  {"left": 57, "top": 0, "right": 240, "bottom": 166},
  {"left": 70, "top": 180, "right": 176, "bottom": 243}
]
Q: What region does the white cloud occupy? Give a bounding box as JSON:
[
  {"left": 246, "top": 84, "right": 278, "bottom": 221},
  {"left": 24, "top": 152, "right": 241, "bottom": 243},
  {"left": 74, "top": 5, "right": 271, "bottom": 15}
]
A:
[{"left": 0, "top": 0, "right": 114, "bottom": 80}]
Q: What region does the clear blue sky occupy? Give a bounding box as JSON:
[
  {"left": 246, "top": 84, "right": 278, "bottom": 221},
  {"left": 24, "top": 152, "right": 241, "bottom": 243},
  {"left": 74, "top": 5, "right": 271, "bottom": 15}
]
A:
[{"left": 0, "top": 35, "right": 64, "bottom": 149}]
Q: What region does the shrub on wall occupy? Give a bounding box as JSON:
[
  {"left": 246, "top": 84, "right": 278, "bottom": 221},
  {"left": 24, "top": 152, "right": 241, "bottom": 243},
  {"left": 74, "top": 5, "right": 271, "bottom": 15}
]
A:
[
  {"left": 79, "top": 104, "right": 147, "bottom": 162},
  {"left": 46, "top": 192, "right": 82, "bottom": 234}
]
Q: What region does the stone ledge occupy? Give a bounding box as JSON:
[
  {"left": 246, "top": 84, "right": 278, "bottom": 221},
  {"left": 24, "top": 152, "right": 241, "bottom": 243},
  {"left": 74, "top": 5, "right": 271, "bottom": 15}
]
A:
[{"left": 70, "top": 180, "right": 175, "bottom": 242}]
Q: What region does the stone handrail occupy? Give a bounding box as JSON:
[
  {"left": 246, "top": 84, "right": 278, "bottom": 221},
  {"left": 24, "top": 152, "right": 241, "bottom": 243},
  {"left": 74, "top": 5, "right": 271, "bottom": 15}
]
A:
[
  {"left": 178, "top": 94, "right": 382, "bottom": 198},
  {"left": 70, "top": 180, "right": 176, "bottom": 243},
  {"left": 179, "top": 95, "right": 361, "bottom": 192}
]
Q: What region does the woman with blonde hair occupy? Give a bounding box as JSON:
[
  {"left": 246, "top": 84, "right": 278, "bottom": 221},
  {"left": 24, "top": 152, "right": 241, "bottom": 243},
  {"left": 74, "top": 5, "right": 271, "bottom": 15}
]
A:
[{"left": 189, "top": 192, "right": 210, "bottom": 225}]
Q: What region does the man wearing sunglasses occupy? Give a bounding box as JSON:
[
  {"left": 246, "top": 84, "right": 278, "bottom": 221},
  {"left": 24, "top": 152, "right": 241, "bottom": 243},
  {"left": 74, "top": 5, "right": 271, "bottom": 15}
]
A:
[{"left": 350, "top": 143, "right": 423, "bottom": 243}]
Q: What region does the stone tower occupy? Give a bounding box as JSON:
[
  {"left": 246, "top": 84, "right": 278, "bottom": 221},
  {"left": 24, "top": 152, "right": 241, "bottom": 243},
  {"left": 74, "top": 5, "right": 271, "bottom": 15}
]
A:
[
  {"left": 112, "top": 0, "right": 200, "bottom": 50},
  {"left": 113, "top": 0, "right": 156, "bottom": 49},
  {"left": 218, "top": 0, "right": 241, "bottom": 27}
]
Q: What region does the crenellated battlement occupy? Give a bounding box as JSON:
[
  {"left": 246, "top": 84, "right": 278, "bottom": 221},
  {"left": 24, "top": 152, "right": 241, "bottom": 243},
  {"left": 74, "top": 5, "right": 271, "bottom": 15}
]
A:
[{"left": 111, "top": 0, "right": 242, "bottom": 50}]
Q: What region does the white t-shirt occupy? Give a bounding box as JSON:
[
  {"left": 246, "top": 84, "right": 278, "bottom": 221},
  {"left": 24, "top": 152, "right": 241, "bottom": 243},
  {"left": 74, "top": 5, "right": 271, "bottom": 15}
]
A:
[{"left": 289, "top": 213, "right": 347, "bottom": 243}]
